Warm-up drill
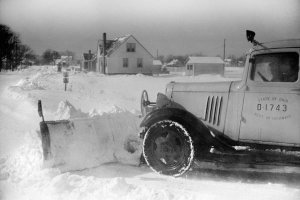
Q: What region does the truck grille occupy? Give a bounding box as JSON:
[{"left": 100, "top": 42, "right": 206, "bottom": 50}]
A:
[{"left": 204, "top": 96, "right": 223, "bottom": 126}]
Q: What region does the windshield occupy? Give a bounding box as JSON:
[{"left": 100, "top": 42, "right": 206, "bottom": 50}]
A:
[{"left": 250, "top": 52, "right": 299, "bottom": 82}]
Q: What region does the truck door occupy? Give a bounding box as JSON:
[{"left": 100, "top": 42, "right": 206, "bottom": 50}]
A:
[{"left": 239, "top": 50, "right": 300, "bottom": 146}]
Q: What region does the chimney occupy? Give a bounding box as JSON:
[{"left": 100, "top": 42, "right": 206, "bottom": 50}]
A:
[
  {"left": 88, "top": 50, "right": 91, "bottom": 59},
  {"left": 102, "top": 33, "right": 106, "bottom": 74}
]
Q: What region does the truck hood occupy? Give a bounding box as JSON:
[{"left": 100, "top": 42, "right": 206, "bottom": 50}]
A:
[
  {"left": 170, "top": 81, "right": 233, "bottom": 93},
  {"left": 166, "top": 81, "right": 234, "bottom": 131}
]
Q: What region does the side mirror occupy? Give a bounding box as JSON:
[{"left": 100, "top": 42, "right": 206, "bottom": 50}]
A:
[{"left": 246, "top": 30, "right": 256, "bottom": 43}]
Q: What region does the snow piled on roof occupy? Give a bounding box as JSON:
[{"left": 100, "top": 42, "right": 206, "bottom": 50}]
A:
[
  {"left": 166, "top": 59, "right": 183, "bottom": 67},
  {"left": 153, "top": 60, "right": 162, "bottom": 66},
  {"left": 166, "top": 59, "right": 179, "bottom": 65},
  {"left": 104, "top": 35, "right": 131, "bottom": 56},
  {"left": 187, "top": 56, "right": 224, "bottom": 64},
  {"left": 114, "top": 35, "right": 130, "bottom": 43}
]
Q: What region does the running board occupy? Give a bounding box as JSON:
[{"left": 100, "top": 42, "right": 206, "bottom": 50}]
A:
[
  {"left": 193, "top": 150, "right": 300, "bottom": 174},
  {"left": 193, "top": 160, "right": 300, "bottom": 174}
]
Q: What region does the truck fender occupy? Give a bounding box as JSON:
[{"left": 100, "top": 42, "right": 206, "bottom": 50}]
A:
[{"left": 140, "top": 107, "right": 234, "bottom": 152}]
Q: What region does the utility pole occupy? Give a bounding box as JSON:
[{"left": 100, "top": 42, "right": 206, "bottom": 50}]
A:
[
  {"left": 223, "top": 39, "right": 226, "bottom": 61},
  {"left": 102, "top": 33, "right": 106, "bottom": 74},
  {"left": 156, "top": 49, "right": 158, "bottom": 59},
  {"left": 223, "top": 39, "right": 226, "bottom": 76}
]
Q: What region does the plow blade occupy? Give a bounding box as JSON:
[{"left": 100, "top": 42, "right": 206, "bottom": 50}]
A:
[{"left": 38, "top": 102, "right": 141, "bottom": 172}]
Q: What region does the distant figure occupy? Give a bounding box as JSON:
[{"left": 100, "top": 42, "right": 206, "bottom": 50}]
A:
[
  {"left": 280, "top": 57, "right": 298, "bottom": 82},
  {"left": 269, "top": 61, "right": 281, "bottom": 82},
  {"left": 269, "top": 57, "right": 298, "bottom": 82}
]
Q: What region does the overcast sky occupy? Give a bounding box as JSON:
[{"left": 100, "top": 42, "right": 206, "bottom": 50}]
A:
[{"left": 1, "top": 0, "right": 299, "bottom": 58}]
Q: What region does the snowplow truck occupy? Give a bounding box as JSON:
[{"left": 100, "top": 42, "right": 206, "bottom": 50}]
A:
[{"left": 139, "top": 30, "right": 300, "bottom": 176}]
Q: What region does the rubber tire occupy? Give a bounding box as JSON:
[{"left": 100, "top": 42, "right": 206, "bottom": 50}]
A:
[{"left": 143, "top": 120, "right": 194, "bottom": 177}]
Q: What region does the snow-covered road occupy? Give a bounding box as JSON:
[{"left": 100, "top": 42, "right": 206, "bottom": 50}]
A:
[{"left": 0, "top": 66, "right": 299, "bottom": 200}]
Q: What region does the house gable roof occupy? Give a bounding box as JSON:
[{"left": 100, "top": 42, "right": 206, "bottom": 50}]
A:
[
  {"left": 186, "top": 56, "right": 224, "bottom": 64},
  {"left": 98, "top": 35, "right": 154, "bottom": 58},
  {"left": 153, "top": 60, "right": 162, "bottom": 65}
]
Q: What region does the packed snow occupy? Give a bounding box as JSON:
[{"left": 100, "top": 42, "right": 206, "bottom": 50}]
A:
[{"left": 0, "top": 66, "right": 299, "bottom": 200}]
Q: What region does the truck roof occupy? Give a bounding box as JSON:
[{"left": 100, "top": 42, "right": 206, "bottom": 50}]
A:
[{"left": 252, "top": 39, "right": 300, "bottom": 51}]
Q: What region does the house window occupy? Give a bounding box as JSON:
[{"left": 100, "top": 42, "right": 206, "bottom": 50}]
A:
[
  {"left": 123, "top": 58, "right": 128, "bottom": 68},
  {"left": 187, "top": 64, "right": 193, "bottom": 70},
  {"left": 127, "top": 43, "right": 136, "bottom": 52},
  {"left": 137, "top": 58, "right": 143, "bottom": 68}
]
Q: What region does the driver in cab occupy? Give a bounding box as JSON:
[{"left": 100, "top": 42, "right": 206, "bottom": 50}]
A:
[{"left": 269, "top": 57, "right": 298, "bottom": 82}]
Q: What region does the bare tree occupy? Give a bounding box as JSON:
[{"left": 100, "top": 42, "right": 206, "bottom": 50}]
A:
[
  {"left": 0, "top": 24, "right": 36, "bottom": 71},
  {"left": 42, "top": 49, "right": 61, "bottom": 65}
]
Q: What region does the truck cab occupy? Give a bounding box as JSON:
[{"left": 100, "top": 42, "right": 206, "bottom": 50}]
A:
[
  {"left": 167, "top": 39, "right": 300, "bottom": 147},
  {"left": 140, "top": 31, "right": 300, "bottom": 176}
]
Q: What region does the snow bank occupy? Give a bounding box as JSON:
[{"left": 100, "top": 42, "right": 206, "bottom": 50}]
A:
[
  {"left": 55, "top": 100, "right": 88, "bottom": 120},
  {"left": 15, "top": 73, "right": 45, "bottom": 90},
  {"left": 3, "top": 66, "right": 59, "bottom": 101},
  {"left": 0, "top": 131, "right": 44, "bottom": 183},
  {"left": 13, "top": 66, "right": 58, "bottom": 91}
]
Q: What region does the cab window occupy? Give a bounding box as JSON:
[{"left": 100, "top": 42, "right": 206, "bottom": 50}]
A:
[{"left": 250, "top": 52, "right": 299, "bottom": 82}]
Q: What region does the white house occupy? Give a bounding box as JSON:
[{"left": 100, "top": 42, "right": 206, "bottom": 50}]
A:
[
  {"left": 185, "top": 56, "right": 225, "bottom": 76},
  {"left": 96, "top": 35, "right": 154, "bottom": 74}
]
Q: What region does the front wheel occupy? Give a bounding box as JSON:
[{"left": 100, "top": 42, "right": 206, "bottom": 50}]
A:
[{"left": 143, "top": 120, "right": 194, "bottom": 176}]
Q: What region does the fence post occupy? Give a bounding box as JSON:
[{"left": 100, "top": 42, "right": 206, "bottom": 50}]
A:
[{"left": 63, "top": 72, "right": 69, "bottom": 91}]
